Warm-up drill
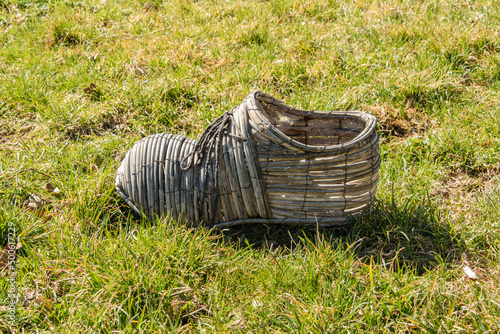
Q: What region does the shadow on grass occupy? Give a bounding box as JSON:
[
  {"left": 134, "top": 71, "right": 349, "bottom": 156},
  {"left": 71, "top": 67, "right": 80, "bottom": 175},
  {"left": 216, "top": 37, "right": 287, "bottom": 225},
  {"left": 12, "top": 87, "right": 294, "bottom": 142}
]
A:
[
  {"left": 110, "top": 189, "right": 465, "bottom": 275},
  {"left": 218, "top": 197, "right": 465, "bottom": 275}
]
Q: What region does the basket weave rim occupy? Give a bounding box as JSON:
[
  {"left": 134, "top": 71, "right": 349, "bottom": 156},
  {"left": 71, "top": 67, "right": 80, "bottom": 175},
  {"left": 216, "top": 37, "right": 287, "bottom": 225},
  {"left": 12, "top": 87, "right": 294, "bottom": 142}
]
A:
[{"left": 251, "top": 91, "right": 378, "bottom": 153}]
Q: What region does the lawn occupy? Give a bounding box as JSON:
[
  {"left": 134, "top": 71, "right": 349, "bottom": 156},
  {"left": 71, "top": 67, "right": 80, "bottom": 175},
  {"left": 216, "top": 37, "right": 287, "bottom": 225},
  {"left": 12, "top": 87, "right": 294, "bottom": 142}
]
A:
[{"left": 1, "top": 0, "right": 500, "bottom": 332}]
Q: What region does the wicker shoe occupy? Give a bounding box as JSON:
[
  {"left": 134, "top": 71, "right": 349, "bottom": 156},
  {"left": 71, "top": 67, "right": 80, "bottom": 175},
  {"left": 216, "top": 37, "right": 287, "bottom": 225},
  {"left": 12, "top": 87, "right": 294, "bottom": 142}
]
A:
[{"left": 115, "top": 91, "right": 380, "bottom": 227}]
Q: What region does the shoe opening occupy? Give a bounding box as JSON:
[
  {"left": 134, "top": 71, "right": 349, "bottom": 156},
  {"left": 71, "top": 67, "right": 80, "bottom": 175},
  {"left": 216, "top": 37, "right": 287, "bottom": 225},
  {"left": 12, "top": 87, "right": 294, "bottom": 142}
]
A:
[{"left": 257, "top": 98, "right": 365, "bottom": 146}]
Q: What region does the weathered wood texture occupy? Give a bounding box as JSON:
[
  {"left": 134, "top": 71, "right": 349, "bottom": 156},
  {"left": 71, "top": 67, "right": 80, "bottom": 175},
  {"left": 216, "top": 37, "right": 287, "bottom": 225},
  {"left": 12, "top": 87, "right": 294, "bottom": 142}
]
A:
[{"left": 115, "top": 91, "right": 380, "bottom": 227}]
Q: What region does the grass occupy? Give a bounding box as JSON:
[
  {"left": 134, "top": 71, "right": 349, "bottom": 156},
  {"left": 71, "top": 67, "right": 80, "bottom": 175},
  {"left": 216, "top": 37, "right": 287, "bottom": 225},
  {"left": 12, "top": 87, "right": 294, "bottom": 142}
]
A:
[{"left": 1, "top": 0, "right": 500, "bottom": 332}]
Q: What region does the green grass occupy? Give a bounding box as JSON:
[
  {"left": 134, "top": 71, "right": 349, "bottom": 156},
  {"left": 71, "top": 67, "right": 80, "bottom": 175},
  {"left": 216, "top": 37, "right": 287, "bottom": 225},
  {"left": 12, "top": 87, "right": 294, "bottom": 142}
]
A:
[{"left": 1, "top": 0, "right": 500, "bottom": 332}]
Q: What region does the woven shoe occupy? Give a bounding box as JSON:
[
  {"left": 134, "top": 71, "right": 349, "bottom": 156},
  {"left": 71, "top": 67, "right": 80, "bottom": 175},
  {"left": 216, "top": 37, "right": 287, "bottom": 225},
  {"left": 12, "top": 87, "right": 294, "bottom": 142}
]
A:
[{"left": 115, "top": 91, "right": 380, "bottom": 227}]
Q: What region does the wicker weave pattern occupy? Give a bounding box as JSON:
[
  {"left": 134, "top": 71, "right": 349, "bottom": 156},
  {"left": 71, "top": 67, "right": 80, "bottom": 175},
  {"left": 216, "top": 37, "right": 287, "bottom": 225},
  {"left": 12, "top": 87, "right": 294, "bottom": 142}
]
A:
[
  {"left": 247, "top": 92, "right": 380, "bottom": 226},
  {"left": 116, "top": 130, "right": 267, "bottom": 225},
  {"left": 115, "top": 91, "right": 380, "bottom": 227}
]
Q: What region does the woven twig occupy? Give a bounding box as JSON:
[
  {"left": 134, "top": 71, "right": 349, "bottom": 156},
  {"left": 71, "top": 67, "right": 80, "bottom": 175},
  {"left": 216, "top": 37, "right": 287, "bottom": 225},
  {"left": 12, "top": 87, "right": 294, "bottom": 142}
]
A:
[{"left": 115, "top": 91, "right": 380, "bottom": 227}]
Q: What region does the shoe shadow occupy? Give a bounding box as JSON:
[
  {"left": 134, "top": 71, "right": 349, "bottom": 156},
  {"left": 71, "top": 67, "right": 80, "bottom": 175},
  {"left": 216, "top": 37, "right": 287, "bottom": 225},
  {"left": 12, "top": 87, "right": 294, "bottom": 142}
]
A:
[{"left": 218, "top": 197, "right": 464, "bottom": 275}]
